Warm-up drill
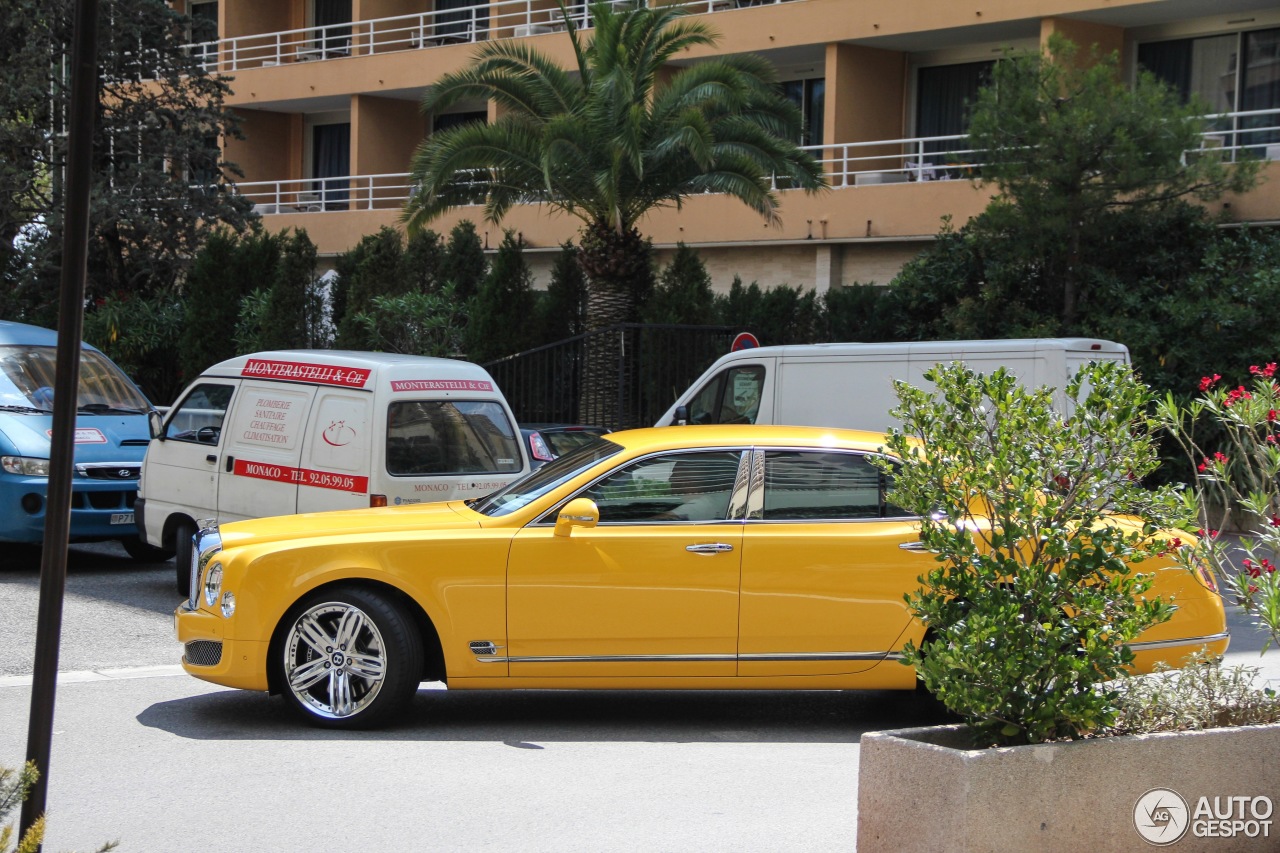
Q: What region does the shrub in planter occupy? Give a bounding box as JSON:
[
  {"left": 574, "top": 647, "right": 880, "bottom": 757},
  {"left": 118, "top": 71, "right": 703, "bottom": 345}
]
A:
[
  {"left": 879, "top": 361, "right": 1189, "bottom": 746},
  {"left": 1159, "top": 365, "right": 1280, "bottom": 651}
]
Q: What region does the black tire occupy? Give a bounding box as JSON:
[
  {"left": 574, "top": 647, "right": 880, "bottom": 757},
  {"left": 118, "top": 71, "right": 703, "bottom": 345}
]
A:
[
  {"left": 277, "top": 586, "right": 423, "bottom": 730},
  {"left": 121, "top": 536, "right": 175, "bottom": 563},
  {"left": 174, "top": 519, "right": 197, "bottom": 597}
]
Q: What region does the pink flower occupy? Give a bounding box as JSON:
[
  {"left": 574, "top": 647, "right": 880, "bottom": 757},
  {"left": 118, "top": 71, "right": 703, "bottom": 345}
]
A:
[{"left": 1200, "top": 374, "right": 1222, "bottom": 391}]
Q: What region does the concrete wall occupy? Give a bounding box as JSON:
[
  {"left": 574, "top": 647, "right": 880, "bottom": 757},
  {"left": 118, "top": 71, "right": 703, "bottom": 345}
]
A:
[{"left": 859, "top": 723, "right": 1280, "bottom": 853}]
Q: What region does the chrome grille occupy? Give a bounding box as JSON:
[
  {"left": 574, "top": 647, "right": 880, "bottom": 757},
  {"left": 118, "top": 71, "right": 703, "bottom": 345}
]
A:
[
  {"left": 184, "top": 640, "right": 223, "bottom": 667},
  {"left": 189, "top": 522, "right": 222, "bottom": 610},
  {"left": 76, "top": 462, "right": 140, "bottom": 480}
]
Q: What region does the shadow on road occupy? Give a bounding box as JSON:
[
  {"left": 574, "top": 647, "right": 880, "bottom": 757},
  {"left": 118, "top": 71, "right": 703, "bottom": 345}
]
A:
[{"left": 137, "top": 685, "right": 956, "bottom": 744}]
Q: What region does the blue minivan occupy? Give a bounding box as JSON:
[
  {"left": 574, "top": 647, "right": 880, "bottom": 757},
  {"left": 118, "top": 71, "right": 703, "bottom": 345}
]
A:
[{"left": 0, "top": 320, "right": 168, "bottom": 559}]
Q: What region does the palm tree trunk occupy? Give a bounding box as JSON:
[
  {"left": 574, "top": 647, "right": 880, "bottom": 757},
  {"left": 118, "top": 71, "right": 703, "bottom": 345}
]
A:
[{"left": 576, "top": 221, "right": 653, "bottom": 427}]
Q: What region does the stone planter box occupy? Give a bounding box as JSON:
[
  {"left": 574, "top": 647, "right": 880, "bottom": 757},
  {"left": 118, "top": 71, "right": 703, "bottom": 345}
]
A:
[{"left": 857, "top": 722, "right": 1280, "bottom": 853}]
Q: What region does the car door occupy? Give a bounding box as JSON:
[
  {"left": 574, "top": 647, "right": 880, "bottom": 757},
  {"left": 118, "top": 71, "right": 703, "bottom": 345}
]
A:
[
  {"left": 150, "top": 380, "right": 239, "bottom": 521},
  {"left": 506, "top": 449, "right": 748, "bottom": 678},
  {"left": 737, "top": 449, "right": 925, "bottom": 677}
]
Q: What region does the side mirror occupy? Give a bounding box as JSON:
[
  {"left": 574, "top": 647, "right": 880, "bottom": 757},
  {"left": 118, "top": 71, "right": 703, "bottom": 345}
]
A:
[
  {"left": 554, "top": 497, "right": 599, "bottom": 537},
  {"left": 674, "top": 405, "right": 689, "bottom": 426},
  {"left": 148, "top": 410, "right": 165, "bottom": 441}
]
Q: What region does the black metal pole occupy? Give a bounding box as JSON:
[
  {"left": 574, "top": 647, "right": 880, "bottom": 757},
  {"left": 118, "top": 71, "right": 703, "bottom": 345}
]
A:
[{"left": 21, "top": 0, "right": 100, "bottom": 845}]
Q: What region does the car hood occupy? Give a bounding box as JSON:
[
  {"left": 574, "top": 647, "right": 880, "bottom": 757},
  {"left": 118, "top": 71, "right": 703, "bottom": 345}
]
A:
[
  {"left": 218, "top": 500, "right": 482, "bottom": 550},
  {"left": 0, "top": 413, "right": 150, "bottom": 462}
]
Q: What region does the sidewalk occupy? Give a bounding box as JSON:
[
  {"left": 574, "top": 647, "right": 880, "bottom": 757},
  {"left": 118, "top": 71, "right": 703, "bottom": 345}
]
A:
[{"left": 1220, "top": 604, "right": 1280, "bottom": 691}]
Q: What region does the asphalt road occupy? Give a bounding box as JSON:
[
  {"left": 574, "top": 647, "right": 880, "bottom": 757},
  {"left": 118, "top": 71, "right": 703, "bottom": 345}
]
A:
[
  {"left": 3, "top": 542, "right": 1279, "bottom": 852},
  {"left": 0, "top": 542, "right": 939, "bottom": 852}
]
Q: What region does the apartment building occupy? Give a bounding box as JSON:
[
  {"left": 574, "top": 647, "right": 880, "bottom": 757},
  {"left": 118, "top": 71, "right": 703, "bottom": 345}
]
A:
[{"left": 179, "top": 0, "right": 1280, "bottom": 291}]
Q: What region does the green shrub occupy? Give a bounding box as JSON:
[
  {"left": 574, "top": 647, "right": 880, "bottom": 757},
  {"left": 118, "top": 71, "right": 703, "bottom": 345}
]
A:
[
  {"left": 879, "top": 361, "right": 1188, "bottom": 745},
  {"left": 82, "top": 292, "right": 185, "bottom": 404},
  {"left": 467, "top": 231, "right": 538, "bottom": 362},
  {"left": 350, "top": 285, "right": 467, "bottom": 357},
  {"left": 643, "top": 243, "right": 716, "bottom": 325},
  {"left": 1104, "top": 654, "right": 1280, "bottom": 736}
]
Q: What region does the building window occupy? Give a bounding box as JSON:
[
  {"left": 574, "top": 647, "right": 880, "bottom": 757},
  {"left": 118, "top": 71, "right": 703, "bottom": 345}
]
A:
[
  {"left": 435, "top": 0, "right": 487, "bottom": 43},
  {"left": 313, "top": 0, "right": 352, "bottom": 56},
  {"left": 312, "top": 122, "right": 350, "bottom": 211},
  {"left": 1139, "top": 27, "right": 1280, "bottom": 154},
  {"left": 915, "top": 60, "right": 993, "bottom": 171},
  {"left": 188, "top": 0, "right": 218, "bottom": 51},
  {"left": 782, "top": 78, "right": 825, "bottom": 147}
]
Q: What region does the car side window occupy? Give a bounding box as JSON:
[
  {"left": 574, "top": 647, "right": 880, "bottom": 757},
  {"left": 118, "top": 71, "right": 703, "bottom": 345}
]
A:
[
  {"left": 761, "top": 451, "right": 904, "bottom": 520},
  {"left": 165, "top": 383, "right": 234, "bottom": 445},
  {"left": 687, "top": 366, "right": 765, "bottom": 425},
  {"left": 581, "top": 451, "right": 744, "bottom": 523}
]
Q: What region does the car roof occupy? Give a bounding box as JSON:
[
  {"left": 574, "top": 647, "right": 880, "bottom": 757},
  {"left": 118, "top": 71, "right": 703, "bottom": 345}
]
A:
[
  {"left": 0, "top": 319, "right": 98, "bottom": 351},
  {"left": 602, "top": 424, "right": 896, "bottom": 454}
]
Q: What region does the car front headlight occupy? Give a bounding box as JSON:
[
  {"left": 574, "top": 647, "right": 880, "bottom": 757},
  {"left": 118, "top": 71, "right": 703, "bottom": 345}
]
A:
[
  {"left": 203, "top": 561, "right": 223, "bottom": 607},
  {"left": 1, "top": 456, "right": 51, "bottom": 476},
  {"left": 220, "top": 591, "right": 236, "bottom": 618}
]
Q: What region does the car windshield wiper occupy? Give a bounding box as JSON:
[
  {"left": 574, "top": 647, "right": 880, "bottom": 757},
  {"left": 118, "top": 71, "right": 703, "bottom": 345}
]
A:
[
  {"left": 0, "top": 404, "right": 50, "bottom": 414},
  {"left": 77, "top": 403, "right": 148, "bottom": 415}
]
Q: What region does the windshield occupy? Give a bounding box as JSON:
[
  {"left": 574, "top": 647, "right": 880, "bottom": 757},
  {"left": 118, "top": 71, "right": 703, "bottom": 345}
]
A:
[
  {"left": 0, "top": 345, "right": 150, "bottom": 413},
  {"left": 471, "top": 436, "right": 623, "bottom": 517}
]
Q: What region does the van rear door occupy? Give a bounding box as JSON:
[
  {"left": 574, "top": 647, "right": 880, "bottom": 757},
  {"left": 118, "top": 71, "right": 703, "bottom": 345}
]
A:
[
  {"left": 297, "top": 389, "right": 373, "bottom": 513},
  {"left": 217, "top": 381, "right": 317, "bottom": 522}
]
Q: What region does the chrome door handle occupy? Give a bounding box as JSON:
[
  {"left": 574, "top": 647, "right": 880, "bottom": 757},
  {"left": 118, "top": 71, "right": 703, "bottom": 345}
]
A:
[
  {"left": 899, "top": 541, "right": 929, "bottom": 552},
  {"left": 686, "top": 543, "right": 733, "bottom": 554}
]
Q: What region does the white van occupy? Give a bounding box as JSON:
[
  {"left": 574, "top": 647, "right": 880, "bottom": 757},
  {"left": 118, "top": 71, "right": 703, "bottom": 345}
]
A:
[
  {"left": 657, "top": 338, "right": 1130, "bottom": 430},
  {"left": 136, "top": 350, "right": 528, "bottom": 593}
]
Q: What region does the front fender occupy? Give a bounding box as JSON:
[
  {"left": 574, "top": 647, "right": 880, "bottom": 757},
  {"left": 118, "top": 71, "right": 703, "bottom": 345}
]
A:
[{"left": 219, "top": 529, "right": 514, "bottom": 679}]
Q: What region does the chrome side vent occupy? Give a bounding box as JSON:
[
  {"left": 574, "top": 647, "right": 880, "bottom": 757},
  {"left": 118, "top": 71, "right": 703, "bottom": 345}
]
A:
[{"left": 469, "top": 641, "right": 499, "bottom": 656}]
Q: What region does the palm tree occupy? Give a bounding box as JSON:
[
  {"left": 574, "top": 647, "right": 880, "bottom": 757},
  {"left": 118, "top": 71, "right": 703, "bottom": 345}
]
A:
[{"left": 404, "top": 0, "right": 824, "bottom": 422}]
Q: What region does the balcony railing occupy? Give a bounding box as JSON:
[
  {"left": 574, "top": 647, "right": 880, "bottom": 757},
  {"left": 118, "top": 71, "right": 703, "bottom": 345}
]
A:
[
  {"left": 234, "top": 108, "right": 1280, "bottom": 214},
  {"left": 185, "top": 0, "right": 796, "bottom": 73}
]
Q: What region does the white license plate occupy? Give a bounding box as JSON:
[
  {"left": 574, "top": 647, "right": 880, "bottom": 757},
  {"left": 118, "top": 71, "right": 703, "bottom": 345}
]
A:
[{"left": 110, "top": 512, "right": 135, "bottom": 525}]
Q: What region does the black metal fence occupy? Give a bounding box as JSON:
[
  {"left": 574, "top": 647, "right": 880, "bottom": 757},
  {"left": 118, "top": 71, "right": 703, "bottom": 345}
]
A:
[{"left": 484, "top": 323, "right": 741, "bottom": 430}]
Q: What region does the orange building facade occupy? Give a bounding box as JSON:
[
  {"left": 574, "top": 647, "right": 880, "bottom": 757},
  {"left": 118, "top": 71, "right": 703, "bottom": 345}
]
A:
[{"left": 178, "top": 0, "right": 1280, "bottom": 290}]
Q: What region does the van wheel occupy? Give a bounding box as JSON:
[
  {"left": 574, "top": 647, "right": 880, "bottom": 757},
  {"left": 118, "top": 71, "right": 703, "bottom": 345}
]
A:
[
  {"left": 121, "top": 536, "right": 175, "bottom": 563},
  {"left": 278, "top": 587, "right": 423, "bottom": 729},
  {"left": 174, "top": 519, "right": 197, "bottom": 597}
]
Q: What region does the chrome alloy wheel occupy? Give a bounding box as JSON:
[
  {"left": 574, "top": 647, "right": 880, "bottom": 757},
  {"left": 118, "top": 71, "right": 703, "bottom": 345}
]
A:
[{"left": 284, "top": 601, "right": 388, "bottom": 720}]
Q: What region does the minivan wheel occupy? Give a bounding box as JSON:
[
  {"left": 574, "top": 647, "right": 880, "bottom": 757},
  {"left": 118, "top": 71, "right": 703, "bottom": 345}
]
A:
[
  {"left": 121, "top": 536, "right": 175, "bottom": 563},
  {"left": 278, "top": 587, "right": 423, "bottom": 729},
  {"left": 174, "top": 519, "right": 197, "bottom": 596}
]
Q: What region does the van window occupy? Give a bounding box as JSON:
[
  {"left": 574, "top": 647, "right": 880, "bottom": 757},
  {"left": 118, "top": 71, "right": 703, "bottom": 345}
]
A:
[
  {"left": 0, "top": 345, "right": 150, "bottom": 412},
  {"left": 687, "top": 365, "right": 765, "bottom": 425},
  {"left": 165, "top": 383, "right": 234, "bottom": 445},
  {"left": 387, "top": 400, "right": 521, "bottom": 476}
]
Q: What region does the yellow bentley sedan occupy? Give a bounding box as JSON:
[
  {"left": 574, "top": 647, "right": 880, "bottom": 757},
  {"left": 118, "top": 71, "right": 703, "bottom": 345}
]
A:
[{"left": 174, "top": 425, "right": 1229, "bottom": 728}]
